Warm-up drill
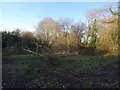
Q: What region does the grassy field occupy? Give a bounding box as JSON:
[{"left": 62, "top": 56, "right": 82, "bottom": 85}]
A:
[{"left": 2, "top": 55, "right": 119, "bottom": 88}]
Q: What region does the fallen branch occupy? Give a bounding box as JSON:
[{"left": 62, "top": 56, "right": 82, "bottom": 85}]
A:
[{"left": 23, "top": 48, "right": 38, "bottom": 55}]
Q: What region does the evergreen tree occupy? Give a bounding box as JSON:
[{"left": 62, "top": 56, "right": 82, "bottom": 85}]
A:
[{"left": 89, "top": 19, "right": 97, "bottom": 47}]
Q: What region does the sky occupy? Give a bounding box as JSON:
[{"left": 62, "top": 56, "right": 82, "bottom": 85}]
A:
[{"left": 0, "top": 2, "right": 116, "bottom": 31}]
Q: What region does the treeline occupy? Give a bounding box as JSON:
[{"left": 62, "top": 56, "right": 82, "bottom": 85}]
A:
[{"left": 1, "top": 5, "right": 118, "bottom": 56}]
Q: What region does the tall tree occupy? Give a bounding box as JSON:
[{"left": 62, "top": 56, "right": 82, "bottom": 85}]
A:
[
  {"left": 59, "top": 18, "right": 73, "bottom": 52},
  {"left": 85, "top": 21, "right": 91, "bottom": 47},
  {"left": 36, "top": 17, "right": 61, "bottom": 46},
  {"left": 96, "top": 4, "right": 118, "bottom": 55},
  {"left": 71, "top": 22, "right": 86, "bottom": 47},
  {"left": 89, "top": 19, "right": 97, "bottom": 47},
  {"left": 85, "top": 8, "right": 101, "bottom": 48}
]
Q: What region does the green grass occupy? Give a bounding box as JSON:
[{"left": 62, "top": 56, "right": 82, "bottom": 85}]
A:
[
  {"left": 5, "top": 54, "right": 118, "bottom": 74},
  {"left": 3, "top": 54, "right": 119, "bottom": 88}
]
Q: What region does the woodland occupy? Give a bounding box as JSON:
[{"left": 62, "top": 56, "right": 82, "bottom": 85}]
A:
[{"left": 1, "top": 4, "right": 119, "bottom": 88}]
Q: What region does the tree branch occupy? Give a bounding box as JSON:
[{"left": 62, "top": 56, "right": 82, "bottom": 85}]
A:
[
  {"left": 109, "top": 8, "right": 120, "bottom": 16},
  {"left": 23, "top": 48, "right": 37, "bottom": 54}
]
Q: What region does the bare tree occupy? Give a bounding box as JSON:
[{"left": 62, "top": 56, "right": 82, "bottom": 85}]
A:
[
  {"left": 36, "top": 17, "right": 61, "bottom": 46},
  {"left": 71, "top": 21, "right": 86, "bottom": 47},
  {"left": 86, "top": 8, "right": 102, "bottom": 23},
  {"left": 59, "top": 17, "right": 73, "bottom": 52}
]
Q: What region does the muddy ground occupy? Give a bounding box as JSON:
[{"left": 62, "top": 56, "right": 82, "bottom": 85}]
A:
[{"left": 2, "top": 56, "right": 119, "bottom": 88}]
